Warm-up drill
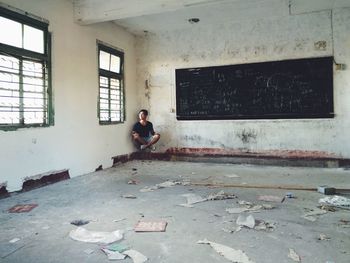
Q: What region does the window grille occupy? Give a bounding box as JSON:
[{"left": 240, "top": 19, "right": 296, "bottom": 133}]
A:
[
  {"left": 0, "top": 6, "right": 52, "bottom": 129},
  {"left": 98, "top": 43, "right": 124, "bottom": 124}
]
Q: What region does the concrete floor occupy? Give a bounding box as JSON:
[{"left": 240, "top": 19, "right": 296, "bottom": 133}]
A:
[{"left": 0, "top": 160, "right": 350, "bottom": 263}]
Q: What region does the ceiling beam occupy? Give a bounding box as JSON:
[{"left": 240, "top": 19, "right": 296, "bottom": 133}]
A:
[{"left": 73, "top": 0, "right": 231, "bottom": 25}]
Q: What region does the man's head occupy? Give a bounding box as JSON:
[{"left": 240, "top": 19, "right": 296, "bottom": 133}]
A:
[{"left": 138, "top": 109, "right": 148, "bottom": 120}]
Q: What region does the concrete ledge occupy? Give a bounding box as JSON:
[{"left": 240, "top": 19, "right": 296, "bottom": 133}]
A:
[
  {"left": 22, "top": 169, "right": 70, "bottom": 192},
  {"left": 112, "top": 147, "right": 350, "bottom": 168}
]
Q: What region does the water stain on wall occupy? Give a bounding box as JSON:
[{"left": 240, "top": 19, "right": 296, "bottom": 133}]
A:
[{"left": 236, "top": 129, "right": 258, "bottom": 144}]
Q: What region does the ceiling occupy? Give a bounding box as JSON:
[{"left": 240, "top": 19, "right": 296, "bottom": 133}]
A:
[{"left": 72, "top": 0, "right": 350, "bottom": 35}]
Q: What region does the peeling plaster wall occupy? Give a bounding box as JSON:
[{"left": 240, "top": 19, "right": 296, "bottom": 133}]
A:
[
  {"left": 0, "top": 0, "right": 138, "bottom": 191},
  {"left": 136, "top": 8, "right": 350, "bottom": 158}
]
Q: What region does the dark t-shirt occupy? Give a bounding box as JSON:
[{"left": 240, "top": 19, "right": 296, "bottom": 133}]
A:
[{"left": 132, "top": 121, "right": 154, "bottom": 137}]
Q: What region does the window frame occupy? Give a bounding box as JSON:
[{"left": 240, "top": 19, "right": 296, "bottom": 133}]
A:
[
  {"left": 0, "top": 6, "right": 53, "bottom": 130},
  {"left": 97, "top": 42, "right": 125, "bottom": 125}
]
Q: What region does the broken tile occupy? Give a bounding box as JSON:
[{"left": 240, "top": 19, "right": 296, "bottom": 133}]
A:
[
  {"left": 134, "top": 220, "right": 167, "bottom": 232},
  {"left": 8, "top": 204, "right": 38, "bottom": 213}
]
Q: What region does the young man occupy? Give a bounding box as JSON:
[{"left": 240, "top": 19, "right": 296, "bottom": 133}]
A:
[{"left": 132, "top": 109, "right": 160, "bottom": 150}]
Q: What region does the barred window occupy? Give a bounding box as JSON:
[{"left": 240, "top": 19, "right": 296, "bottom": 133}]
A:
[
  {"left": 0, "top": 7, "right": 52, "bottom": 129},
  {"left": 98, "top": 43, "right": 124, "bottom": 124}
]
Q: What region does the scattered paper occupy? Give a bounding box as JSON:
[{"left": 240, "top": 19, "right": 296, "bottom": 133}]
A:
[
  {"left": 9, "top": 238, "right": 20, "bottom": 243},
  {"left": 69, "top": 227, "right": 123, "bottom": 244},
  {"left": 123, "top": 249, "right": 148, "bottom": 263},
  {"left": 236, "top": 215, "right": 255, "bottom": 229},
  {"left": 197, "top": 239, "right": 255, "bottom": 263},
  {"left": 134, "top": 221, "right": 167, "bottom": 232},
  {"left": 288, "top": 248, "right": 301, "bottom": 262},
  {"left": 319, "top": 195, "right": 350, "bottom": 209}
]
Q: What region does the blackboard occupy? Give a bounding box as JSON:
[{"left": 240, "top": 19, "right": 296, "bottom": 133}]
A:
[{"left": 175, "top": 57, "right": 334, "bottom": 120}]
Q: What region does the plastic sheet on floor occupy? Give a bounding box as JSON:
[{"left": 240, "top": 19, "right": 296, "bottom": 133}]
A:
[
  {"left": 69, "top": 227, "right": 123, "bottom": 244},
  {"left": 319, "top": 195, "right": 350, "bottom": 209}
]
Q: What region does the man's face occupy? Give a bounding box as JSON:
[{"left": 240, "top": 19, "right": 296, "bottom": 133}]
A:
[{"left": 139, "top": 112, "right": 147, "bottom": 120}]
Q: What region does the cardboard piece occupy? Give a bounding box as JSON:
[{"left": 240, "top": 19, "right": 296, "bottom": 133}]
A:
[
  {"left": 134, "top": 221, "right": 167, "bottom": 232},
  {"left": 8, "top": 204, "right": 38, "bottom": 213}
]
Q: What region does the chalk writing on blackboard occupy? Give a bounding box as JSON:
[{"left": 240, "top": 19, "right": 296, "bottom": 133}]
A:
[{"left": 176, "top": 57, "right": 334, "bottom": 120}]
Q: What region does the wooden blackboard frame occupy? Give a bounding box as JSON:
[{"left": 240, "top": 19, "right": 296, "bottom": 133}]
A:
[{"left": 175, "top": 57, "right": 334, "bottom": 120}]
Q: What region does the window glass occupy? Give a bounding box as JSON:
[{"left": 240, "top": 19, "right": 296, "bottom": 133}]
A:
[
  {"left": 24, "top": 25, "right": 44, "bottom": 53},
  {"left": 110, "top": 55, "right": 120, "bottom": 73},
  {"left": 99, "top": 51, "right": 110, "bottom": 71},
  {"left": 0, "top": 16, "right": 22, "bottom": 48}
]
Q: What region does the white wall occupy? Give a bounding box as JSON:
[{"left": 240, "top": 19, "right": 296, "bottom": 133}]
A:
[
  {"left": 136, "top": 8, "right": 350, "bottom": 158},
  {"left": 0, "top": 0, "right": 138, "bottom": 191}
]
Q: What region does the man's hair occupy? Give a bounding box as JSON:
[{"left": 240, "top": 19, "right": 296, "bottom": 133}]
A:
[{"left": 139, "top": 109, "right": 148, "bottom": 116}]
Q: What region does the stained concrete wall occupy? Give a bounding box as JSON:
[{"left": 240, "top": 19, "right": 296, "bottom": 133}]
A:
[
  {"left": 136, "top": 8, "right": 350, "bottom": 158},
  {"left": 0, "top": 0, "right": 138, "bottom": 191}
]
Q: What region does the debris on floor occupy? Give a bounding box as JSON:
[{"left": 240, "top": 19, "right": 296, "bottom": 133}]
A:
[
  {"left": 9, "top": 238, "right": 20, "bottom": 243},
  {"left": 288, "top": 248, "right": 301, "bottom": 262},
  {"left": 123, "top": 249, "right": 148, "bottom": 263},
  {"left": 128, "top": 180, "right": 139, "bottom": 185},
  {"left": 224, "top": 174, "right": 240, "bottom": 178},
  {"left": 207, "top": 190, "right": 236, "bottom": 201},
  {"left": 140, "top": 180, "right": 189, "bottom": 192},
  {"left": 236, "top": 215, "right": 256, "bottom": 229},
  {"left": 70, "top": 219, "right": 90, "bottom": 226},
  {"left": 134, "top": 220, "right": 167, "bottom": 232},
  {"left": 121, "top": 194, "right": 137, "bottom": 199},
  {"left": 318, "top": 233, "right": 330, "bottom": 241},
  {"left": 8, "top": 204, "right": 38, "bottom": 213},
  {"left": 257, "top": 195, "right": 284, "bottom": 202},
  {"left": 69, "top": 227, "right": 123, "bottom": 243},
  {"left": 179, "top": 193, "right": 207, "bottom": 207},
  {"left": 103, "top": 243, "right": 129, "bottom": 253},
  {"left": 101, "top": 248, "right": 126, "bottom": 260},
  {"left": 319, "top": 195, "right": 350, "bottom": 209},
  {"left": 197, "top": 239, "right": 255, "bottom": 263},
  {"left": 302, "top": 208, "right": 327, "bottom": 221},
  {"left": 226, "top": 200, "right": 274, "bottom": 214},
  {"left": 254, "top": 220, "right": 276, "bottom": 231}
]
